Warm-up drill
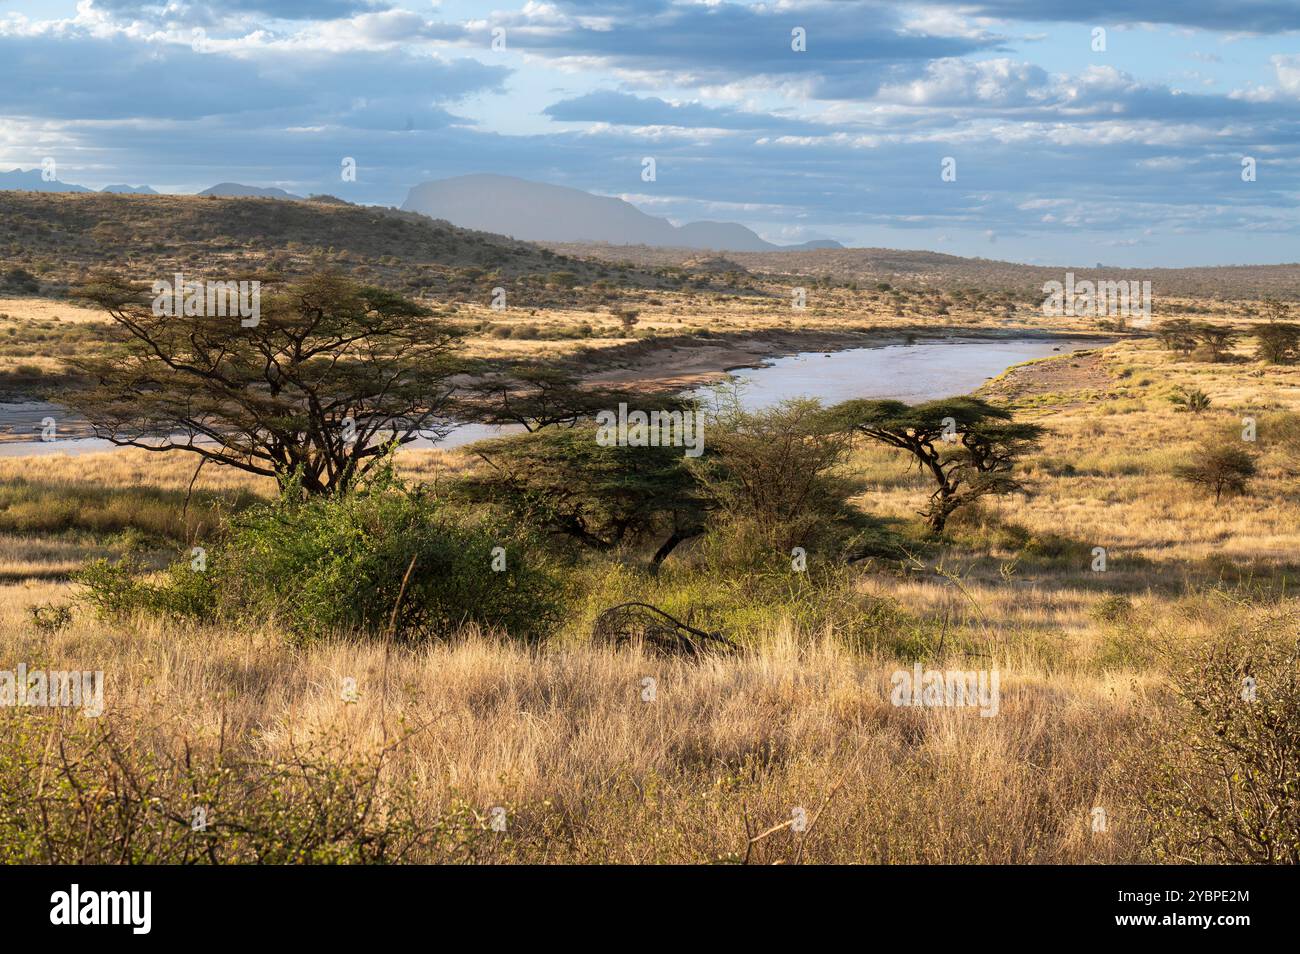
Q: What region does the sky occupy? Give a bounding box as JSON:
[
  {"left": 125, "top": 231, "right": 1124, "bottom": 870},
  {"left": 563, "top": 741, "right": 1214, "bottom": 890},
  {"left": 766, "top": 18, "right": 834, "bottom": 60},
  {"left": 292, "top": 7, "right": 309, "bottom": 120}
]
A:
[{"left": 0, "top": 0, "right": 1297, "bottom": 267}]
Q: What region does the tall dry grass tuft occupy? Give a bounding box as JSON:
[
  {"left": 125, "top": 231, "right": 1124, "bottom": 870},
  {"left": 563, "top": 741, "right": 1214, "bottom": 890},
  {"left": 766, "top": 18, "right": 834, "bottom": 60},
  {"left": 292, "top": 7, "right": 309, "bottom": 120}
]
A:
[{"left": 1, "top": 600, "right": 1158, "bottom": 864}]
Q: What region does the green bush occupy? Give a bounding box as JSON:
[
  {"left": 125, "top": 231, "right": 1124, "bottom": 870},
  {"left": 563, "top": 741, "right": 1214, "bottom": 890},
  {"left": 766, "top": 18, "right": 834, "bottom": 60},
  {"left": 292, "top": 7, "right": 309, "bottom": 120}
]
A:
[
  {"left": 568, "top": 549, "right": 923, "bottom": 657},
  {"left": 75, "top": 556, "right": 217, "bottom": 623},
  {"left": 77, "top": 468, "right": 563, "bottom": 644},
  {"left": 223, "top": 477, "right": 562, "bottom": 642},
  {"left": 28, "top": 602, "right": 73, "bottom": 634}
]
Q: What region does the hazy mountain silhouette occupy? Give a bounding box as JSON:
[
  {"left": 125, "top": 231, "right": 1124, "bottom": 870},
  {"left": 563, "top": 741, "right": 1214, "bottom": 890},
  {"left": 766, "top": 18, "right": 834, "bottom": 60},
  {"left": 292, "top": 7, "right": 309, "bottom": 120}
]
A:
[
  {"left": 0, "top": 168, "right": 92, "bottom": 193},
  {"left": 401, "top": 174, "right": 841, "bottom": 252},
  {"left": 199, "top": 182, "right": 302, "bottom": 199},
  {"left": 1, "top": 173, "right": 296, "bottom": 199}
]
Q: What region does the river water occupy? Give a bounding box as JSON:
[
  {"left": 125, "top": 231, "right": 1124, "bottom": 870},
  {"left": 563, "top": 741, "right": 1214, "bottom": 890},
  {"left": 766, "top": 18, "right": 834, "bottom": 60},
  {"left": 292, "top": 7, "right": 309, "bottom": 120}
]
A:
[
  {"left": 0, "top": 337, "right": 1102, "bottom": 456},
  {"left": 696, "top": 337, "right": 1101, "bottom": 409}
]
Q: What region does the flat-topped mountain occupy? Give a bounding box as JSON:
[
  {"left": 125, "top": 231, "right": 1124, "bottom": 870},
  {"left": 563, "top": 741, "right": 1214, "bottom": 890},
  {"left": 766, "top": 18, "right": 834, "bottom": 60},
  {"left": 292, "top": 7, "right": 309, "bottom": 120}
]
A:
[
  {"left": 402, "top": 174, "right": 841, "bottom": 253},
  {"left": 198, "top": 182, "right": 303, "bottom": 199}
]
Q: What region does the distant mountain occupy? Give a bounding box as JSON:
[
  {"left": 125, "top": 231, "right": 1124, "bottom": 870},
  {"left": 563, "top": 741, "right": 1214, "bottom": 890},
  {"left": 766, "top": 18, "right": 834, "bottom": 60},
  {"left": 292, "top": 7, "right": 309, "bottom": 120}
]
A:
[
  {"left": 0, "top": 167, "right": 92, "bottom": 193},
  {"left": 198, "top": 182, "right": 302, "bottom": 199},
  {"left": 100, "top": 184, "right": 158, "bottom": 194},
  {"left": 401, "top": 174, "right": 841, "bottom": 252}
]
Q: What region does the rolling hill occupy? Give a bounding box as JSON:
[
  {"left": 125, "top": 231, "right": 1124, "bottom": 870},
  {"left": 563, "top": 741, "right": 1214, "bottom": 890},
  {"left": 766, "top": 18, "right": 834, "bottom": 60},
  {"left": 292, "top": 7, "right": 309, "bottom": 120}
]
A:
[
  {"left": 542, "top": 242, "right": 1300, "bottom": 300},
  {"left": 0, "top": 191, "right": 654, "bottom": 303}
]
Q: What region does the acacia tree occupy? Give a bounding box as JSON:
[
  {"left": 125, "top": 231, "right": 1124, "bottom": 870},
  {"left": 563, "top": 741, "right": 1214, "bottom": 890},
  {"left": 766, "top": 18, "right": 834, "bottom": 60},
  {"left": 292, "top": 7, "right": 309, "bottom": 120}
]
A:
[
  {"left": 831, "top": 396, "right": 1043, "bottom": 533},
  {"left": 1175, "top": 441, "right": 1257, "bottom": 503},
  {"left": 66, "top": 271, "right": 463, "bottom": 495},
  {"left": 1157, "top": 318, "right": 1197, "bottom": 355},
  {"left": 1253, "top": 322, "right": 1300, "bottom": 364},
  {"left": 1192, "top": 323, "right": 1238, "bottom": 363},
  {"left": 612, "top": 308, "right": 640, "bottom": 336},
  {"left": 1260, "top": 298, "right": 1291, "bottom": 324},
  {"left": 461, "top": 426, "right": 709, "bottom": 571}
]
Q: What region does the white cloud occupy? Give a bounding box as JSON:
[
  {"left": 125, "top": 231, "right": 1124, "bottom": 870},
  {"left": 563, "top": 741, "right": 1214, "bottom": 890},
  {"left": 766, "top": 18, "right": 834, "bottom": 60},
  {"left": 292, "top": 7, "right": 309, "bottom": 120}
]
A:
[{"left": 876, "top": 57, "right": 1051, "bottom": 106}]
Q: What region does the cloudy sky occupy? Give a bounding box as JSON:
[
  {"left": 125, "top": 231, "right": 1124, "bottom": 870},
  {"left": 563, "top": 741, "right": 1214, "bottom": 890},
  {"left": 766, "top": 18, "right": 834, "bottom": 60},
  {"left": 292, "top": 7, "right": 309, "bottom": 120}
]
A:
[{"left": 1, "top": 0, "right": 1297, "bottom": 266}]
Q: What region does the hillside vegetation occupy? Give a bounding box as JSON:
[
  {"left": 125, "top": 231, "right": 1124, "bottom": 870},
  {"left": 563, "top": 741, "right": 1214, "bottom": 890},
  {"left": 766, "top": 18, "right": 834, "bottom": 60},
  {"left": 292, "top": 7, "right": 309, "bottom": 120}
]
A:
[
  {"left": 545, "top": 241, "right": 1300, "bottom": 300},
  {"left": 0, "top": 191, "right": 659, "bottom": 305}
]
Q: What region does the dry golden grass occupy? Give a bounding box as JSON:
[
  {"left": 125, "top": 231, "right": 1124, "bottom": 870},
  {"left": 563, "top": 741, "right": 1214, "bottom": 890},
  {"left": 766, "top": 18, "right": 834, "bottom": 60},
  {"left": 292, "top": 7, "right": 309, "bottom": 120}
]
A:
[
  {"left": 2, "top": 596, "right": 1161, "bottom": 863},
  {"left": 0, "top": 445, "right": 467, "bottom": 495},
  {"left": 0, "top": 297, "right": 108, "bottom": 324},
  {"left": 1, "top": 292, "right": 1297, "bottom": 864}
]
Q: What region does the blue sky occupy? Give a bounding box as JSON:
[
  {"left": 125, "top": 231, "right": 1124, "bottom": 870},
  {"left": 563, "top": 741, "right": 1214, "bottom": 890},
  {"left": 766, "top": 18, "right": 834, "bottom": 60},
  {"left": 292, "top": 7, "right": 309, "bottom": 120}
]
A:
[{"left": 1, "top": 1, "right": 1297, "bottom": 266}]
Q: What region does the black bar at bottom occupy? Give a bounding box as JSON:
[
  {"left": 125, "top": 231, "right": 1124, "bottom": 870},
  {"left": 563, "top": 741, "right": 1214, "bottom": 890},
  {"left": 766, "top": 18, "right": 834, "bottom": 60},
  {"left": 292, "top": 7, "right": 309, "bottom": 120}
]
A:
[{"left": 0, "top": 864, "right": 1280, "bottom": 940}]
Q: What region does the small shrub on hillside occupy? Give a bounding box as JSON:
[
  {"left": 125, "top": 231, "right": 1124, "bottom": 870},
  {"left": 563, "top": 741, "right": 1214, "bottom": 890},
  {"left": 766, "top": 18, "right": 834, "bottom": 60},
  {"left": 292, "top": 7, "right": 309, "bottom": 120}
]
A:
[
  {"left": 1, "top": 267, "right": 39, "bottom": 293},
  {"left": 1090, "top": 594, "right": 1134, "bottom": 625}
]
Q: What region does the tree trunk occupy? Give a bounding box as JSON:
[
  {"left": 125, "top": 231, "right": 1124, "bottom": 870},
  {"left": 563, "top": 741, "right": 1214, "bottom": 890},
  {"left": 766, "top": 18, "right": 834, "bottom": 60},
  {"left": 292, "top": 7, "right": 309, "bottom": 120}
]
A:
[{"left": 649, "top": 527, "right": 703, "bottom": 575}]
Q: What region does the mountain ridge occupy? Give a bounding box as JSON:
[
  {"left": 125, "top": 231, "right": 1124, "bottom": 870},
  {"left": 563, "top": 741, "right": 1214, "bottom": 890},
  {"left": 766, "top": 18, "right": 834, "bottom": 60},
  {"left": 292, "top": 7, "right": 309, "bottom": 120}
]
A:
[
  {"left": 402, "top": 174, "right": 841, "bottom": 253},
  {"left": 0, "top": 169, "right": 304, "bottom": 199},
  {"left": 0, "top": 168, "right": 92, "bottom": 193},
  {"left": 100, "top": 184, "right": 159, "bottom": 194},
  {"left": 197, "top": 182, "right": 303, "bottom": 199}
]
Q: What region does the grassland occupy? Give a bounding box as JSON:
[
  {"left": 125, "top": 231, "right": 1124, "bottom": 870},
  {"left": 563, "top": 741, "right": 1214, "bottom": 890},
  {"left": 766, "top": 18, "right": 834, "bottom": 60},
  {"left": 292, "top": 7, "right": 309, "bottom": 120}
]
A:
[
  {"left": 0, "top": 192, "right": 1296, "bottom": 864},
  {"left": 2, "top": 330, "right": 1297, "bottom": 862}
]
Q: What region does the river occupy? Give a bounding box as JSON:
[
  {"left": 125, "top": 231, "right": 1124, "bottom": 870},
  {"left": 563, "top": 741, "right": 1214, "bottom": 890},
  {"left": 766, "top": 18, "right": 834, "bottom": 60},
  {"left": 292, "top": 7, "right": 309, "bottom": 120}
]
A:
[{"left": 0, "top": 337, "right": 1103, "bottom": 455}]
